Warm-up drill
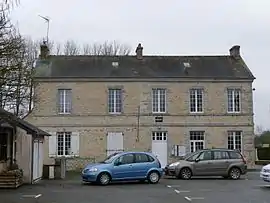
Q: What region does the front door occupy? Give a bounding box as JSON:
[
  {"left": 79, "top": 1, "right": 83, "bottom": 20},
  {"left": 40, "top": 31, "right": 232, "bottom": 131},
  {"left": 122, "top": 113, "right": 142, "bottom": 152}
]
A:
[
  {"left": 151, "top": 132, "right": 167, "bottom": 168},
  {"left": 193, "top": 151, "right": 214, "bottom": 175},
  {"left": 111, "top": 153, "right": 135, "bottom": 180}
]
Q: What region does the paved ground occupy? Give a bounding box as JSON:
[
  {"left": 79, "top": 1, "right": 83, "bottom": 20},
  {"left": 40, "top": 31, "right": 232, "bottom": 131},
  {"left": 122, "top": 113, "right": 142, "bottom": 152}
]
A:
[{"left": 0, "top": 172, "right": 269, "bottom": 203}]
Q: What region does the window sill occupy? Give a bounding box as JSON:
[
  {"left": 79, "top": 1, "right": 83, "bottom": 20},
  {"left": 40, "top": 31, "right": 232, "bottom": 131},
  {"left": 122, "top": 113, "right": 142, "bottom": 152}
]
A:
[
  {"left": 58, "top": 113, "right": 72, "bottom": 116},
  {"left": 152, "top": 112, "right": 167, "bottom": 115},
  {"left": 108, "top": 113, "right": 122, "bottom": 116}
]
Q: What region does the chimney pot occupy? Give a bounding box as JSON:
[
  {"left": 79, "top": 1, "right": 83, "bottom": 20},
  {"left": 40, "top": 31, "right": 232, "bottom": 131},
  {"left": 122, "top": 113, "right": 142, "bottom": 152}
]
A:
[
  {"left": 40, "top": 41, "right": 49, "bottom": 59},
  {"left": 229, "top": 45, "right": 240, "bottom": 58},
  {"left": 136, "top": 43, "right": 143, "bottom": 60}
]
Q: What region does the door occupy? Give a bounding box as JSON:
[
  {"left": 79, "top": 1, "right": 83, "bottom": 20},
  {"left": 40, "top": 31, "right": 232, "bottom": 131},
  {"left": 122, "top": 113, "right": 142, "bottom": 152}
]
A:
[
  {"left": 32, "top": 140, "right": 39, "bottom": 181},
  {"left": 107, "top": 132, "right": 124, "bottom": 156},
  {"left": 133, "top": 153, "right": 152, "bottom": 178},
  {"left": 38, "top": 141, "right": 44, "bottom": 178},
  {"left": 152, "top": 132, "right": 167, "bottom": 168},
  {"left": 111, "top": 153, "right": 135, "bottom": 180},
  {"left": 211, "top": 151, "right": 231, "bottom": 175},
  {"left": 193, "top": 151, "right": 214, "bottom": 175}
]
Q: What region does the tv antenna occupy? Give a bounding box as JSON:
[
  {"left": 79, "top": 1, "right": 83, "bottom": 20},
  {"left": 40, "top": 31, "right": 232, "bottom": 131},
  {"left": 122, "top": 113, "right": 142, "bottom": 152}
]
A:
[{"left": 38, "top": 15, "right": 50, "bottom": 44}]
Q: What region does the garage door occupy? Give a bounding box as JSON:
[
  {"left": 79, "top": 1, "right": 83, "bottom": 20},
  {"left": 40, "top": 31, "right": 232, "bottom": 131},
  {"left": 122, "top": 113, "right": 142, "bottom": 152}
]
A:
[
  {"left": 107, "top": 132, "right": 124, "bottom": 156},
  {"left": 152, "top": 132, "right": 168, "bottom": 168}
]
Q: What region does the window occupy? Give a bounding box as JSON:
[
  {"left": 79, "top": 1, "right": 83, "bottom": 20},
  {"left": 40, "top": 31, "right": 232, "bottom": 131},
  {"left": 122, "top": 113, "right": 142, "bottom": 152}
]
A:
[
  {"left": 171, "top": 145, "right": 185, "bottom": 157},
  {"left": 0, "top": 133, "right": 7, "bottom": 161},
  {"left": 190, "top": 131, "right": 205, "bottom": 152},
  {"left": 152, "top": 132, "right": 167, "bottom": 141},
  {"left": 58, "top": 89, "right": 72, "bottom": 114},
  {"left": 228, "top": 131, "right": 242, "bottom": 152},
  {"left": 227, "top": 89, "right": 241, "bottom": 113},
  {"left": 152, "top": 88, "right": 166, "bottom": 113},
  {"left": 228, "top": 151, "right": 242, "bottom": 159},
  {"left": 190, "top": 89, "right": 203, "bottom": 113},
  {"left": 134, "top": 153, "right": 152, "bottom": 163},
  {"left": 108, "top": 89, "right": 122, "bottom": 114},
  {"left": 213, "top": 151, "right": 230, "bottom": 160},
  {"left": 57, "top": 132, "right": 72, "bottom": 156},
  {"left": 117, "top": 154, "right": 134, "bottom": 165},
  {"left": 197, "top": 151, "right": 212, "bottom": 160}
]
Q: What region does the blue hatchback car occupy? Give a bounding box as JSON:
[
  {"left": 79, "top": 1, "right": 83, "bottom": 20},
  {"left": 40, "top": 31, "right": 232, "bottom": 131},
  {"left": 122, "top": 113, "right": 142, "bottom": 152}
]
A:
[{"left": 81, "top": 151, "right": 163, "bottom": 185}]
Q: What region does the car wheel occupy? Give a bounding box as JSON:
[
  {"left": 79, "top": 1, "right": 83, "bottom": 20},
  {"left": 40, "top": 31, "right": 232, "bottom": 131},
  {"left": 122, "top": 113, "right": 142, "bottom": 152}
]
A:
[
  {"left": 97, "top": 172, "right": 111, "bottom": 185},
  {"left": 147, "top": 171, "right": 160, "bottom": 184},
  {"left": 180, "top": 168, "right": 192, "bottom": 180},
  {"left": 229, "top": 167, "right": 241, "bottom": 180}
]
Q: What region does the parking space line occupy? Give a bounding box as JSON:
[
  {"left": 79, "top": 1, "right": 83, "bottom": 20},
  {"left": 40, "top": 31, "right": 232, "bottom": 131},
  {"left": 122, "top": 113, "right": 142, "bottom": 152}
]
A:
[
  {"left": 190, "top": 197, "right": 205, "bottom": 200},
  {"left": 184, "top": 196, "right": 192, "bottom": 201},
  {"left": 35, "top": 194, "right": 42, "bottom": 198},
  {"left": 174, "top": 189, "right": 180, "bottom": 193},
  {"left": 199, "top": 189, "right": 212, "bottom": 192},
  {"left": 167, "top": 185, "right": 172, "bottom": 188}
]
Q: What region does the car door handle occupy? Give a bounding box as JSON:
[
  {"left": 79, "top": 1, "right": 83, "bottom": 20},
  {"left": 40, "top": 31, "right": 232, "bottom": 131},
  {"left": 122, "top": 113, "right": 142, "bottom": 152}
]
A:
[{"left": 128, "top": 164, "right": 133, "bottom": 167}]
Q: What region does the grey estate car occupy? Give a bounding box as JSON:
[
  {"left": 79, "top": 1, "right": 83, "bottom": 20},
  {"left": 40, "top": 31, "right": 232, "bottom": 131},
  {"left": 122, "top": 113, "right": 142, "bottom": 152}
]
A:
[{"left": 165, "top": 148, "right": 247, "bottom": 180}]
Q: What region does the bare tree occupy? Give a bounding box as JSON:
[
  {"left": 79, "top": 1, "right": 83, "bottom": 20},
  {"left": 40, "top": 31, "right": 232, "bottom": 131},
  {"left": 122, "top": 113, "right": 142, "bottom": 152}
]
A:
[
  {"left": 63, "top": 40, "right": 80, "bottom": 55},
  {"left": 255, "top": 125, "right": 264, "bottom": 136},
  {"left": 82, "top": 40, "right": 131, "bottom": 56}
]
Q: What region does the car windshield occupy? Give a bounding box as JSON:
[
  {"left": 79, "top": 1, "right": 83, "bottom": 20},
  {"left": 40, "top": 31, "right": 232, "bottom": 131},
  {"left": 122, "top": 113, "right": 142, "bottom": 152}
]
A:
[
  {"left": 184, "top": 151, "right": 200, "bottom": 160},
  {"left": 100, "top": 153, "right": 119, "bottom": 164}
]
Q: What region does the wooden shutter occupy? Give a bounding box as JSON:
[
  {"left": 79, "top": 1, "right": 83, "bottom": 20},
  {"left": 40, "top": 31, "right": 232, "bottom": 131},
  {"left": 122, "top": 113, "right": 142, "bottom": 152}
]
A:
[
  {"left": 71, "top": 132, "right": 80, "bottom": 157},
  {"left": 48, "top": 132, "right": 57, "bottom": 157}
]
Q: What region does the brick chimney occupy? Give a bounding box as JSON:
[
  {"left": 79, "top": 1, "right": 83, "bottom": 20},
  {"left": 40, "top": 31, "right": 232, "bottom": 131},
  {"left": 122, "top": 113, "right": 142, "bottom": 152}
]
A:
[
  {"left": 229, "top": 45, "right": 240, "bottom": 58},
  {"left": 40, "top": 41, "right": 49, "bottom": 59},
  {"left": 136, "top": 43, "right": 143, "bottom": 60}
]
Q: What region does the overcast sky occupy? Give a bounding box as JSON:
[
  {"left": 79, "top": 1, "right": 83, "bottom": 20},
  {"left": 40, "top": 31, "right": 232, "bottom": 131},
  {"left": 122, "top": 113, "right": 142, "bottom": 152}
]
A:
[{"left": 10, "top": 0, "right": 270, "bottom": 130}]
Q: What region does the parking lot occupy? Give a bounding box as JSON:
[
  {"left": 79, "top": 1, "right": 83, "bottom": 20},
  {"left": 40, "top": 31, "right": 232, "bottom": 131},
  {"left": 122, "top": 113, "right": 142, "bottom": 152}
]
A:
[{"left": 0, "top": 171, "right": 269, "bottom": 203}]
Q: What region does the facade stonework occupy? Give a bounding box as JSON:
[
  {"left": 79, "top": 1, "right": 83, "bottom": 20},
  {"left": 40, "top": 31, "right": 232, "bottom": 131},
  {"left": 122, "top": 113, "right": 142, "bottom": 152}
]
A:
[{"left": 26, "top": 80, "right": 255, "bottom": 170}]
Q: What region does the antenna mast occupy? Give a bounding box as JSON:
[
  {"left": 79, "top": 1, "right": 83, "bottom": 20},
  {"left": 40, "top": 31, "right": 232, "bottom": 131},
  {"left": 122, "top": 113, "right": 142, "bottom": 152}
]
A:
[{"left": 38, "top": 15, "right": 50, "bottom": 44}]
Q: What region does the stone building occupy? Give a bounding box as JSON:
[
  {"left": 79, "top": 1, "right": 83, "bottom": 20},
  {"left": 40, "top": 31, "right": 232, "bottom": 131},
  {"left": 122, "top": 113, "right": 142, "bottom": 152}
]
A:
[{"left": 26, "top": 43, "right": 256, "bottom": 170}]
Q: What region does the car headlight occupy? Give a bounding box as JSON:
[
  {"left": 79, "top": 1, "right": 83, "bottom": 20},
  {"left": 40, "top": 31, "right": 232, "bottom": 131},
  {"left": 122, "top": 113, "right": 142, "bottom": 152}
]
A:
[
  {"left": 169, "top": 162, "right": 179, "bottom": 167},
  {"left": 89, "top": 167, "right": 98, "bottom": 172}
]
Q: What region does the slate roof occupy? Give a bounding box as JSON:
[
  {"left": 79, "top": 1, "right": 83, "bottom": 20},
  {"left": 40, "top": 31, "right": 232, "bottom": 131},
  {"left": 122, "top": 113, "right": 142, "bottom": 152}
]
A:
[
  {"left": 0, "top": 107, "right": 50, "bottom": 136},
  {"left": 34, "top": 48, "right": 255, "bottom": 80}
]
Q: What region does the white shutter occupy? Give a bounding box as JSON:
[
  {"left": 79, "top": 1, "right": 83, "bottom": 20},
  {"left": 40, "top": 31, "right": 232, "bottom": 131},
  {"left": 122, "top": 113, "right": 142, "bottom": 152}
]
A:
[
  {"left": 71, "top": 132, "right": 80, "bottom": 157},
  {"left": 48, "top": 132, "right": 57, "bottom": 157}
]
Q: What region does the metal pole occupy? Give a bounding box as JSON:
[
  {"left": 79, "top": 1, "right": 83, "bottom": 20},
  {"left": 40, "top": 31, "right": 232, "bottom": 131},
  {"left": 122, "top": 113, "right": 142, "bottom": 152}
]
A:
[
  {"left": 136, "top": 105, "right": 140, "bottom": 142},
  {"left": 46, "top": 20, "right": 49, "bottom": 44}
]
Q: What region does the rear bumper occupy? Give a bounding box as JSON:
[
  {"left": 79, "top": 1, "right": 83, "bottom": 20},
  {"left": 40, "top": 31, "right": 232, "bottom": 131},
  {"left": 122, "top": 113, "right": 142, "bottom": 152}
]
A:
[{"left": 241, "top": 165, "right": 248, "bottom": 175}]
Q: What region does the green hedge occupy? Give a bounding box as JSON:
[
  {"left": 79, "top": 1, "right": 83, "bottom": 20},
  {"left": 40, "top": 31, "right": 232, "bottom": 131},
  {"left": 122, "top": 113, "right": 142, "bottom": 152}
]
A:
[{"left": 257, "top": 148, "right": 270, "bottom": 160}]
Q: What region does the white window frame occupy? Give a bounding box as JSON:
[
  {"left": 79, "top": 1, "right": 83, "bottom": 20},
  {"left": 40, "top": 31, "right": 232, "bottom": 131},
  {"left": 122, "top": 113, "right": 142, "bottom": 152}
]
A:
[
  {"left": 189, "top": 131, "right": 205, "bottom": 153},
  {"left": 152, "top": 88, "right": 167, "bottom": 114},
  {"left": 189, "top": 88, "right": 203, "bottom": 113},
  {"left": 227, "top": 88, "right": 241, "bottom": 113},
  {"left": 227, "top": 131, "right": 242, "bottom": 152},
  {"left": 56, "top": 132, "right": 72, "bottom": 157},
  {"left": 58, "top": 89, "right": 72, "bottom": 114},
  {"left": 152, "top": 131, "right": 167, "bottom": 141},
  {"left": 108, "top": 89, "right": 122, "bottom": 114}
]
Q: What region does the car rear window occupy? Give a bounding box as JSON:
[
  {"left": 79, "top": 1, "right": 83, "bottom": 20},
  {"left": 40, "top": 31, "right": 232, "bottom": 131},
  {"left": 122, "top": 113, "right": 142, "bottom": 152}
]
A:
[{"left": 228, "top": 151, "right": 242, "bottom": 159}]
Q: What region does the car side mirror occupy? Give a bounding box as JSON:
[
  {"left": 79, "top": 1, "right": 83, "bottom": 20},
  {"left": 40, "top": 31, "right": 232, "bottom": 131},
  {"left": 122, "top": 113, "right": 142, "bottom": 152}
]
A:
[{"left": 195, "top": 158, "right": 200, "bottom": 162}]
